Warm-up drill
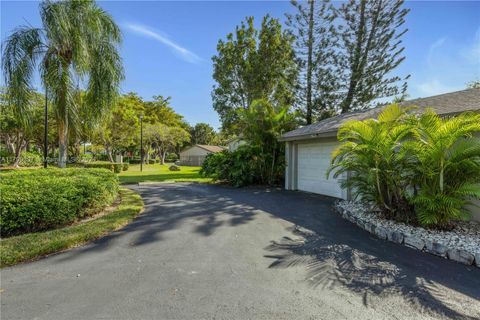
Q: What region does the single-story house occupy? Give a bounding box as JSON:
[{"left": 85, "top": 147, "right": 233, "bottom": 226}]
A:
[
  {"left": 279, "top": 88, "right": 480, "bottom": 220},
  {"left": 179, "top": 144, "right": 225, "bottom": 166}
]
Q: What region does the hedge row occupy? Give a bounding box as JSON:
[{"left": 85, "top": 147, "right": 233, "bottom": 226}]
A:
[
  {"left": 0, "top": 168, "right": 119, "bottom": 236},
  {"left": 69, "top": 161, "right": 128, "bottom": 173}
]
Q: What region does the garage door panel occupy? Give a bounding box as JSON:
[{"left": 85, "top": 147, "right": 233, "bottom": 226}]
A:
[{"left": 297, "top": 142, "right": 346, "bottom": 199}]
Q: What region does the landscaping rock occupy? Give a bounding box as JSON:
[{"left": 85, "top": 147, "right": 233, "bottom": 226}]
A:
[
  {"left": 389, "top": 231, "right": 404, "bottom": 244},
  {"left": 335, "top": 200, "right": 480, "bottom": 268},
  {"left": 425, "top": 241, "right": 447, "bottom": 257},
  {"left": 447, "top": 249, "right": 475, "bottom": 265},
  {"left": 364, "top": 222, "right": 375, "bottom": 234},
  {"left": 374, "top": 226, "right": 388, "bottom": 240},
  {"left": 404, "top": 235, "right": 425, "bottom": 250}
]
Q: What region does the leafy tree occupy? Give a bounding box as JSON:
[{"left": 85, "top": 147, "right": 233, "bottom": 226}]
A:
[
  {"left": 143, "top": 95, "right": 183, "bottom": 127},
  {"left": 2, "top": 0, "right": 123, "bottom": 167},
  {"left": 286, "top": 0, "right": 338, "bottom": 124},
  {"left": 237, "top": 99, "right": 297, "bottom": 185},
  {"left": 190, "top": 123, "right": 217, "bottom": 145},
  {"left": 93, "top": 93, "right": 143, "bottom": 161},
  {"left": 145, "top": 124, "right": 189, "bottom": 164},
  {"left": 335, "top": 0, "right": 409, "bottom": 113},
  {"left": 0, "top": 88, "right": 46, "bottom": 166},
  {"left": 212, "top": 15, "right": 298, "bottom": 133},
  {"left": 466, "top": 80, "right": 480, "bottom": 89}
]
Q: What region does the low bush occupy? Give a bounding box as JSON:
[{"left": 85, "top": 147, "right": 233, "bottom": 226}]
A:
[
  {"left": 169, "top": 165, "right": 180, "bottom": 171},
  {"left": 122, "top": 163, "right": 129, "bottom": 171},
  {"left": 165, "top": 153, "right": 178, "bottom": 162},
  {"left": 200, "top": 146, "right": 268, "bottom": 187},
  {"left": 0, "top": 168, "right": 119, "bottom": 236},
  {"left": 78, "top": 161, "right": 123, "bottom": 173},
  {"left": 18, "top": 151, "right": 42, "bottom": 167}
]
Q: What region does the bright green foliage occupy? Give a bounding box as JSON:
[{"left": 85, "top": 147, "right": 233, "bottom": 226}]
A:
[
  {"left": 0, "top": 168, "right": 119, "bottom": 236},
  {"left": 329, "top": 104, "right": 415, "bottom": 221},
  {"left": 405, "top": 111, "right": 480, "bottom": 227},
  {"left": 330, "top": 105, "right": 480, "bottom": 228},
  {"left": 0, "top": 187, "right": 143, "bottom": 267},
  {"left": 76, "top": 161, "right": 123, "bottom": 173},
  {"left": 189, "top": 123, "right": 217, "bottom": 145},
  {"left": 18, "top": 151, "right": 43, "bottom": 167},
  {"left": 212, "top": 15, "right": 297, "bottom": 133},
  {"left": 200, "top": 148, "right": 260, "bottom": 187},
  {"left": 2, "top": 0, "right": 124, "bottom": 167},
  {"left": 202, "top": 99, "right": 297, "bottom": 187}
]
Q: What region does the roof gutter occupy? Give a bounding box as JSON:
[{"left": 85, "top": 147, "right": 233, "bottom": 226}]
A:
[{"left": 278, "top": 129, "right": 338, "bottom": 142}]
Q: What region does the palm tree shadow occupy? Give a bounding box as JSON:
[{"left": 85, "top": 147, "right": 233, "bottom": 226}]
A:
[{"left": 265, "top": 226, "right": 479, "bottom": 320}]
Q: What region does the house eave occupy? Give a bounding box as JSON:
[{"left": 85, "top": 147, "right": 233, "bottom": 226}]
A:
[{"left": 278, "top": 130, "right": 338, "bottom": 142}]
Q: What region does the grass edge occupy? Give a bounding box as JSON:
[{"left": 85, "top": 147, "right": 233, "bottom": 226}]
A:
[{"left": 0, "top": 187, "right": 144, "bottom": 268}]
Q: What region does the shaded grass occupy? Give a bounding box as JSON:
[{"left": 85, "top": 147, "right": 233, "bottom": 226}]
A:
[
  {"left": 118, "top": 164, "right": 212, "bottom": 184},
  {"left": 0, "top": 187, "right": 143, "bottom": 268}
]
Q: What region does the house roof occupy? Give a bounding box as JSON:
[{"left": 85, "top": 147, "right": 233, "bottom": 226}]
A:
[
  {"left": 279, "top": 88, "right": 480, "bottom": 141},
  {"left": 195, "top": 145, "right": 226, "bottom": 153}
]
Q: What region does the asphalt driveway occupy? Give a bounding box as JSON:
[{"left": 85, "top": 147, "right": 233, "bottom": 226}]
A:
[{"left": 1, "top": 183, "right": 479, "bottom": 320}]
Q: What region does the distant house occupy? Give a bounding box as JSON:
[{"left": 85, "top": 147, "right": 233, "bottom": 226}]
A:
[
  {"left": 226, "top": 136, "right": 246, "bottom": 152},
  {"left": 279, "top": 88, "right": 480, "bottom": 221},
  {"left": 179, "top": 145, "right": 225, "bottom": 166}
]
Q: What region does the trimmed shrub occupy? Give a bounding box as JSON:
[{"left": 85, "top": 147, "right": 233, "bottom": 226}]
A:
[
  {"left": 200, "top": 146, "right": 264, "bottom": 187},
  {"left": 18, "top": 151, "right": 42, "bottom": 167},
  {"left": 78, "top": 161, "right": 122, "bottom": 173},
  {"left": 165, "top": 153, "right": 178, "bottom": 162},
  {"left": 0, "top": 168, "right": 119, "bottom": 236},
  {"left": 169, "top": 165, "right": 180, "bottom": 171},
  {"left": 122, "top": 163, "right": 129, "bottom": 171}
]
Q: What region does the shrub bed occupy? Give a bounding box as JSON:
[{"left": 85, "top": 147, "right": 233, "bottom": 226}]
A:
[
  {"left": 0, "top": 168, "right": 119, "bottom": 236},
  {"left": 70, "top": 161, "right": 124, "bottom": 173}
]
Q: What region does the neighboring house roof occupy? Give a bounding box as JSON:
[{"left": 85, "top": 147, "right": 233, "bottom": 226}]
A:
[
  {"left": 279, "top": 88, "right": 480, "bottom": 141},
  {"left": 180, "top": 144, "right": 225, "bottom": 154}
]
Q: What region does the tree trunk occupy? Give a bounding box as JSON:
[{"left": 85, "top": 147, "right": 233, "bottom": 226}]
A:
[
  {"left": 12, "top": 140, "right": 27, "bottom": 167},
  {"left": 58, "top": 121, "right": 68, "bottom": 168},
  {"left": 161, "top": 151, "right": 167, "bottom": 165},
  {"left": 305, "top": 0, "right": 315, "bottom": 124},
  {"left": 340, "top": 0, "right": 367, "bottom": 114}
]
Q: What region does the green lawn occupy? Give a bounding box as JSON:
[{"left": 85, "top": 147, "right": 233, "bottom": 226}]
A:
[
  {"left": 0, "top": 188, "right": 143, "bottom": 267},
  {"left": 118, "top": 163, "right": 212, "bottom": 184}
]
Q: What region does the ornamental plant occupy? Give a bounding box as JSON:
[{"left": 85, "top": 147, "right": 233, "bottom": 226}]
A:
[
  {"left": 329, "top": 105, "right": 480, "bottom": 229},
  {"left": 405, "top": 110, "right": 480, "bottom": 228},
  {"left": 328, "top": 104, "right": 416, "bottom": 222}
]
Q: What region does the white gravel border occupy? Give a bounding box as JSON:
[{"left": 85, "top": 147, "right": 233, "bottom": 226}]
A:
[{"left": 334, "top": 201, "right": 480, "bottom": 268}]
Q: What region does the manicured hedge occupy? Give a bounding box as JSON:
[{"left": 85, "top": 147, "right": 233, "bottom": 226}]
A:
[
  {"left": 0, "top": 168, "right": 119, "bottom": 236},
  {"left": 70, "top": 161, "right": 124, "bottom": 173}
]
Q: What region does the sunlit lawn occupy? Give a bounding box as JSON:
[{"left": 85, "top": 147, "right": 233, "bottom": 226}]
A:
[{"left": 118, "top": 163, "right": 212, "bottom": 184}]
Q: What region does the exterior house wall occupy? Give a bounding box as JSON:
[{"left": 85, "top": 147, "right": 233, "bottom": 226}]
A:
[
  {"left": 284, "top": 137, "right": 347, "bottom": 199},
  {"left": 179, "top": 146, "right": 211, "bottom": 166}
]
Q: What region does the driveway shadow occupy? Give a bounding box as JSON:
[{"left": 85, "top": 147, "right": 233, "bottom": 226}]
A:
[{"left": 51, "top": 183, "right": 479, "bottom": 319}]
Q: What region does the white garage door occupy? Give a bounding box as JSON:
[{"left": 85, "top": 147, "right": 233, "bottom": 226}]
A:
[{"left": 297, "top": 142, "right": 346, "bottom": 199}]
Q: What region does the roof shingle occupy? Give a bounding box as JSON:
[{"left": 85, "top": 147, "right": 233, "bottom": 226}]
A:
[{"left": 280, "top": 88, "right": 480, "bottom": 141}]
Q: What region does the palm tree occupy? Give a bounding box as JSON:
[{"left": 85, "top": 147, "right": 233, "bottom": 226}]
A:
[
  {"left": 2, "top": 0, "right": 123, "bottom": 167},
  {"left": 405, "top": 110, "right": 480, "bottom": 228},
  {"left": 328, "top": 104, "right": 415, "bottom": 221}
]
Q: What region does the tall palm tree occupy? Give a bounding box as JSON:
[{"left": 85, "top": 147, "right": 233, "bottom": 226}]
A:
[{"left": 2, "top": 0, "right": 123, "bottom": 167}]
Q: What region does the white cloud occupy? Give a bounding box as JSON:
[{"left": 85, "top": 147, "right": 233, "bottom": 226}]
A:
[
  {"left": 124, "top": 23, "right": 201, "bottom": 64},
  {"left": 427, "top": 37, "right": 446, "bottom": 67},
  {"left": 461, "top": 27, "right": 480, "bottom": 64},
  {"left": 417, "top": 78, "right": 462, "bottom": 97}
]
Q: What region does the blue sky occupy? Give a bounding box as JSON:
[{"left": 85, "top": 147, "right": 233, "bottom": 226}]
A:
[{"left": 1, "top": 1, "right": 479, "bottom": 129}]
